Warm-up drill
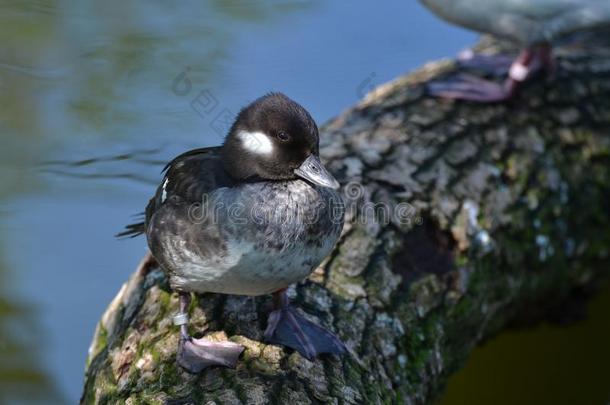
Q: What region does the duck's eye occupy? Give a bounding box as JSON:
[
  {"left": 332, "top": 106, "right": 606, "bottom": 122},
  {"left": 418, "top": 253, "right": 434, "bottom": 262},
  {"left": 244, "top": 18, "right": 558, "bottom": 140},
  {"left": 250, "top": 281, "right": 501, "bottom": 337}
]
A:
[{"left": 277, "top": 131, "right": 290, "bottom": 142}]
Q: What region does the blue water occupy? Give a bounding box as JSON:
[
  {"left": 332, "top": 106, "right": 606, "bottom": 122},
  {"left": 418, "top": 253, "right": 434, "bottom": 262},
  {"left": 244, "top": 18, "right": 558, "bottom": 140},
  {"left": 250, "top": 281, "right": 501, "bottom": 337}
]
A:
[{"left": 0, "top": 1, "right": 475, "bottom": 402}]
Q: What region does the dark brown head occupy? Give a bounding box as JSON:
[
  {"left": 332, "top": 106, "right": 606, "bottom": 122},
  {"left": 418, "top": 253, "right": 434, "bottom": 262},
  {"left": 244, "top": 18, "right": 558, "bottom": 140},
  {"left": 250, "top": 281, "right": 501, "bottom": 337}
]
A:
[{"left": 221, "top": 93, "right": 338, "bottom": 189}]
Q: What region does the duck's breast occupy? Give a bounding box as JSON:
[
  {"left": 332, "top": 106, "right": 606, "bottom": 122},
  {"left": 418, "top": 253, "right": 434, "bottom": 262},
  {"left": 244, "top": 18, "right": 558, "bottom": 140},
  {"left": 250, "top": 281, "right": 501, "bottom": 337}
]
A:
[{"left": 148, "top": 180, "right": 344, "bottom": 296}]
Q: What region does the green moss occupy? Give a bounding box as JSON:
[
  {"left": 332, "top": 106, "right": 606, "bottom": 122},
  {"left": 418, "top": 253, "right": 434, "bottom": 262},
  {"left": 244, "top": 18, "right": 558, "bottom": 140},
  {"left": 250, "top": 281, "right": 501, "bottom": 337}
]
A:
[
  {"left": 87, "top": 323, "right": 109, "bottom": 369},
  {"left": 157, "top": 363, "right": 182, "bottom": 389}
]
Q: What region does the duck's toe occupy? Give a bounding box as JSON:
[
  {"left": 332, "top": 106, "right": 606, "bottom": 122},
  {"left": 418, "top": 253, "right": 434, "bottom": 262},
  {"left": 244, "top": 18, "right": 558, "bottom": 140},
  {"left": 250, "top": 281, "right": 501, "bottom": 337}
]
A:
[
  {"left": 177, "top": 337, "right": 244, "bottom": 373},
  {"left": 264, "top": 305, "right": 346, "bottom": 361},
  {"left": 427, "top": 73, "right": 514, "bottom": 103}
]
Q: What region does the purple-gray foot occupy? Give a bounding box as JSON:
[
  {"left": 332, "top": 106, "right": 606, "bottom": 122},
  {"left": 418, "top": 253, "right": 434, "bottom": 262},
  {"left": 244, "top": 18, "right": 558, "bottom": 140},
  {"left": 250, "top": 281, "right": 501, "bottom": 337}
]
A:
[
  {"left": 177, "top": 336, "right": 244, "bottom": 373},
  {"left": 427, "top": 73, "right": 517, "bottom": 102},
  {"left": 427, "top": 45, "right": 552, "bottom": 103},
  {"left": 174, "top": 293, "right": 244, "bottom": 373},
  {"left": 457, "top": 49, "right": 516, "bottom": 76},
  {"left": 264, "top": 291, "right": 346, "bottom": 360}
]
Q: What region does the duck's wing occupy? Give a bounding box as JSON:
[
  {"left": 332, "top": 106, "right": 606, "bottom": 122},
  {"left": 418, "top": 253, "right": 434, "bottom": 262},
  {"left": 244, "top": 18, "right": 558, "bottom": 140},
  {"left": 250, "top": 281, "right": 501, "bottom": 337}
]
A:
[
  {"left": 420, "top": 0, "right": 600, "bottom": 44},
  {"left": 419, "top": 0, "right": 538, "bottom": 43},
  {"left": 470, "top": 0, "right": 609, "bottom": 43},
  {"left": 116, "top": 146, "right": 230, "bottom": 238},
  {"left": 496, "top": 0, "right": 581, "bottom": 20},
  {"left": 541, "top": 0, "right": 610, "bottom": 42}
]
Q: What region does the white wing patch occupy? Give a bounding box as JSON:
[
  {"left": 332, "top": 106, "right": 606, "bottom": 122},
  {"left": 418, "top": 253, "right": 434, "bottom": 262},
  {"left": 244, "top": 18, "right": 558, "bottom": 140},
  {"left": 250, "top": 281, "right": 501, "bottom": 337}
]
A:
[
  {"left": 237, "top": 130, "right": 273, "bottom": 154},
  {"left": 161, "top": 178, "right": 169, "bottom": 203}
]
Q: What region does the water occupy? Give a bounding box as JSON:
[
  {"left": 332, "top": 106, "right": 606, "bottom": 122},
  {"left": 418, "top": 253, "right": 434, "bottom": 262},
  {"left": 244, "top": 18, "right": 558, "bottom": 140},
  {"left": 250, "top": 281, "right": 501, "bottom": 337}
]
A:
[{"left": 1, "top": 1, "right": 607, "bottom": 404}]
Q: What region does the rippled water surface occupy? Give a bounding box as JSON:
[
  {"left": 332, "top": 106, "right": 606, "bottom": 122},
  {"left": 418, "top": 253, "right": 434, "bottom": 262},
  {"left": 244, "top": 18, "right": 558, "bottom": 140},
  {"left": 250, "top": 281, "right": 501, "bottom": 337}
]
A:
[{"left": 1, "top": 1, "right": 607, "bottom": 404}]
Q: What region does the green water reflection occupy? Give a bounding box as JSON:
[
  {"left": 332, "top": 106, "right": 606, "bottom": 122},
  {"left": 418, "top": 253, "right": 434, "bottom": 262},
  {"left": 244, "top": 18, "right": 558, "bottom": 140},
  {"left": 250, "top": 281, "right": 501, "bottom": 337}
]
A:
[{"left": 0, "top": 253, "right": 64, "bottom": 404}]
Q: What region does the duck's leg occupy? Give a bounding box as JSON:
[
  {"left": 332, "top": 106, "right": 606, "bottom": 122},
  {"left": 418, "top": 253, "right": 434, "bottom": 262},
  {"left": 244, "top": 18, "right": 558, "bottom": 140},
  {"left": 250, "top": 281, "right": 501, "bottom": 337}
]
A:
[
  {"left": 175, "top": 293, "right": 244, "bottom": 373},
  {"left": 264, "top": 289, "right": 347, "bottom": 361},
  {"left": 427, "top": 46, "right": 551, "bottom": 102}
]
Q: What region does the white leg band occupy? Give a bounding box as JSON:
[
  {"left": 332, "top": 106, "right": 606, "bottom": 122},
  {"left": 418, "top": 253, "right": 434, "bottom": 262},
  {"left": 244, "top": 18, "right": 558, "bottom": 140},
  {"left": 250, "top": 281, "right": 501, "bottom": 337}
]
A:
[
  {"left": 509, "top": 62, "right": 529, "bottom": 82},
  {"left": 173, "top": 313, "right": 189, "bottom": 326}
]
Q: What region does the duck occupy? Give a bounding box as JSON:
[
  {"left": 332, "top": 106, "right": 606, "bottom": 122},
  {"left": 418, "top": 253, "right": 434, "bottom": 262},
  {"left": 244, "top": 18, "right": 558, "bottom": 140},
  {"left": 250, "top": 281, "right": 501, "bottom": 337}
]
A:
[
  {"left": 419, "top": 0, "right": 610, "bottom": 102},
  {"left": 118, "top": 93, "right": 346, "bottom": 372}
]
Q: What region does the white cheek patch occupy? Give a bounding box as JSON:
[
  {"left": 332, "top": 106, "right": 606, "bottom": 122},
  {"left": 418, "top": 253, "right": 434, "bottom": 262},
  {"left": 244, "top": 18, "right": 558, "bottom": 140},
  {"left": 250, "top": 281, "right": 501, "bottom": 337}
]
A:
[{"left": 237, "top": 130, "right": 273, "bottom": 155}]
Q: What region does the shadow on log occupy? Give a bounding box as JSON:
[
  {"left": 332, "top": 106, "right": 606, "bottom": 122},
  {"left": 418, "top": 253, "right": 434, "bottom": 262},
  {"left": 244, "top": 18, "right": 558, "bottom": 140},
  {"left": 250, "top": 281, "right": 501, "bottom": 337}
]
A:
[{"left": 82, "top": 38, "right": 610, "bottom": 404}]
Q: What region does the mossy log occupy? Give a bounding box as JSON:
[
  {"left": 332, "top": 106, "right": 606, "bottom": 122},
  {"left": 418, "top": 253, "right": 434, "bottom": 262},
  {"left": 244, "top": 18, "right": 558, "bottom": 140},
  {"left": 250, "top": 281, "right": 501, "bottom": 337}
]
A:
[{"left": 82, "top": 39, "right": 610, "bottom": 404}]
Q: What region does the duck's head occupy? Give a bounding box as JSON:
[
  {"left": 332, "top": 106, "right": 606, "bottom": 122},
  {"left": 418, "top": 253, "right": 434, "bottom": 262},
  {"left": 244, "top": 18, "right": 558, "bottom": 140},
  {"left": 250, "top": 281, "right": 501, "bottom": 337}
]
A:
[{"left": 221, "top": 92, "right": 339, "bottom": 189}]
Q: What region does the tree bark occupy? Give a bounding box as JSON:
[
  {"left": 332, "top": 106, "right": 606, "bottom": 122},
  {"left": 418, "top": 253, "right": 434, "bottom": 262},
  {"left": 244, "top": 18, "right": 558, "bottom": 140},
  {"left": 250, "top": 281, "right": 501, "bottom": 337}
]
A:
[{"left": 82, "top": 38, "right": 610, "bottom": 404}]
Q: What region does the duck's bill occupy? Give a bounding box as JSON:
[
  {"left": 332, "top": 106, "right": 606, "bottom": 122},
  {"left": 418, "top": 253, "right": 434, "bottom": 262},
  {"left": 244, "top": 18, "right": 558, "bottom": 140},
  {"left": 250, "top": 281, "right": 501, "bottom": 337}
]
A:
[{"left": 294, "top": 155, "right": 340, "bottom": 190}]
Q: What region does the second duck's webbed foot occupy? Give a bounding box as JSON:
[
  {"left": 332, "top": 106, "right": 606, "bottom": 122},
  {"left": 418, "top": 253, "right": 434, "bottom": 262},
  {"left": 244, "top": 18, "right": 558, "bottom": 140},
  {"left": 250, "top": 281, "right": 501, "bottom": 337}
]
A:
[
  {"left": 457, "top": 49, "right": 516, "bottom": 76},
  {"left": 264, "top": 290, "right": 347, "bottom": 360},
  {"left": 427, "top": 73, "right": 516, "bottom": 102},
  {"left": 427, "top": 46, "right": 552, "bottom": 103}
]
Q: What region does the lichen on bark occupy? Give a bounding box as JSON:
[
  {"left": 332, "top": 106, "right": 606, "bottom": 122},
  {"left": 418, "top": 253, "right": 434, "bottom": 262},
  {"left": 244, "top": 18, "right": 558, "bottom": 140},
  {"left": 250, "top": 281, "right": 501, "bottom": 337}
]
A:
[{"left": 82, "top": 39, "right": 610, "bottom": 404}]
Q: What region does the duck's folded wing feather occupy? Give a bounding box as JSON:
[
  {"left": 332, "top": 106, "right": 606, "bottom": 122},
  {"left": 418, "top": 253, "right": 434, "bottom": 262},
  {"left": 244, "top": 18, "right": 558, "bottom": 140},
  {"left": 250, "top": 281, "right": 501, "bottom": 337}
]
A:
[{"left": 116, "top": 146, "right": 231, "bottom": 239}]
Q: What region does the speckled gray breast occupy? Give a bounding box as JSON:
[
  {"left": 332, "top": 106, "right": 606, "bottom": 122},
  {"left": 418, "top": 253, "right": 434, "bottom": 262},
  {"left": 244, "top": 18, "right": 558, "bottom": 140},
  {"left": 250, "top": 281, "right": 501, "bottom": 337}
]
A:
[{"left": 147, "top": 179, "right": 344, "bottom": 296}]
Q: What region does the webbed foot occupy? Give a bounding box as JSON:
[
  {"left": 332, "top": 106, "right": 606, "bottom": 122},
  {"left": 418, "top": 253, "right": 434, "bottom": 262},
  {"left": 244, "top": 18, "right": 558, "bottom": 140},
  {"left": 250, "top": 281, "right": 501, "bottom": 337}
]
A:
[
  {"left": 174, "top": 293, "right": 244, "bottom": 373},
  {"left": 427, "top": 46, "right": 552, "bottom": 103},
  {"left": 177, "top": 336, "right": 244, "bottom": 373},
  {"left": 427, "top": 73, "right": 515, "bottom": 102},
  {"left": 457, "top": 49, "right": 516, "bottom": 76},
  {"left": 264, "top": 291, "right": 346, "bottom": 360}
]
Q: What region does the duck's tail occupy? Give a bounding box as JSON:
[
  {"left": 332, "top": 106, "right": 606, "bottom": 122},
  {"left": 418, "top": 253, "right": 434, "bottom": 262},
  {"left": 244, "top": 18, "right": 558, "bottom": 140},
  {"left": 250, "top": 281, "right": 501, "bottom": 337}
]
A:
[{"left": 116, "top": 213, "right": 145, "bottom": 238}]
